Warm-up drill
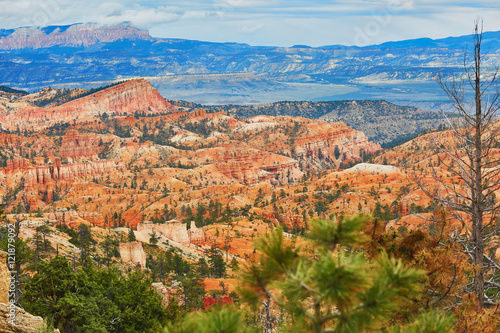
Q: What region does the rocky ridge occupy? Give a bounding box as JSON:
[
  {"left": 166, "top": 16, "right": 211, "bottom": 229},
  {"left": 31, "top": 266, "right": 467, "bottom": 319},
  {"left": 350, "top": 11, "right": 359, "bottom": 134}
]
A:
[
  {"left": 0, "top": 79, "right": 176, "bottom": 128},
  {"left": 202, "top": 100, "right": 444, "bottom": 144}
]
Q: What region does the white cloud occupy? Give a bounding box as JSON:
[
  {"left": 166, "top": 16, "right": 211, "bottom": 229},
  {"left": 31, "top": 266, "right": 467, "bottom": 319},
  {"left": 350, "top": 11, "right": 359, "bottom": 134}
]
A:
[
  {"left": 239, "top": 24, "right": 265, "bottom": 33},
  {"left": 91, "top": 5, "right": 183, "bottom": 27}
]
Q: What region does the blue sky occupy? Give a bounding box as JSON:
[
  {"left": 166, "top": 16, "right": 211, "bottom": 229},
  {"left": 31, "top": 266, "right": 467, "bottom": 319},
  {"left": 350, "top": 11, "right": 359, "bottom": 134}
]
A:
[{"left": 1, "top": 0, "right": 499, "bottom": 46}]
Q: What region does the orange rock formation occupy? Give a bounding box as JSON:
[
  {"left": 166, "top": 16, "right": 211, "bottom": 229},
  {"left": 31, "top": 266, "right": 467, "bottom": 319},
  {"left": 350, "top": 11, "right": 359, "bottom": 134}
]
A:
[
  {"left": 119, "top": 241, "right": 147, "bottom": 268},
  {"left": 3, "top": 79, "right": 176, "bottom": 128},
  {"left": 137, "top": 220, "right": 205, "bottom": 246}
]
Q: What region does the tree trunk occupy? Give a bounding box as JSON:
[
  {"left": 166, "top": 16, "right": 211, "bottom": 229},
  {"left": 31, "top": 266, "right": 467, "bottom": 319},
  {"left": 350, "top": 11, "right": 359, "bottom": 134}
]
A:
[
  {"left": 473, "top": 37, "right": 485, "bottom": 308},
  {"left": 428, "top": 19, "right": 500, "bottom": 308}
]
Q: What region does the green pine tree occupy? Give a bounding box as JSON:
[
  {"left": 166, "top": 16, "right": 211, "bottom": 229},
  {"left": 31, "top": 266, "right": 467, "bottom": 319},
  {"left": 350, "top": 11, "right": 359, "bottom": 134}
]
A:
[
  {"left": 238, "top": 215, "right": 455, "bottom": 333},
  {"left": 208, "top": 247, "right": 226, "bottom": 278},
  {"left": 128, "top": 227, "right": 136, "bottom": 242},
  {"left": 163, "top": 306, "right": 250, "bottom": 333},
  {"left": 149, "top": 230, "right": 159, "bottom": 246},
  {"left": 23, "top": 257, "right": 167, "bottom": 332}
]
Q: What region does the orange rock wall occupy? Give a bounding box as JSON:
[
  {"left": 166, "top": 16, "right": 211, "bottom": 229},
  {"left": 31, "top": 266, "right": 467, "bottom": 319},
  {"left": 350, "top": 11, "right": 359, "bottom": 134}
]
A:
[
  {"left": 213, "top": 149, "right": 303, "bottom": 185},
  {"left": 293, "top": 121, "right": 380, "bottom": 163},
  {"left": 5, "top": 79, "right": 176, "bottom": 127}
]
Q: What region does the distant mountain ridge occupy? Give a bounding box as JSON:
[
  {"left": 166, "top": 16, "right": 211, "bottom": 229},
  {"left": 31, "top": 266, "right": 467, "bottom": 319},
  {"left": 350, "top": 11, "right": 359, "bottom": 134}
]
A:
[
  {"left": 2, "top": 22, "right": 499, "bottom": 51},
  {"left": 0, "top": 22, "right": 499, "bottom": 104},
  {"left": 374, "top": 30, "right": 500, "bottom": 49}
]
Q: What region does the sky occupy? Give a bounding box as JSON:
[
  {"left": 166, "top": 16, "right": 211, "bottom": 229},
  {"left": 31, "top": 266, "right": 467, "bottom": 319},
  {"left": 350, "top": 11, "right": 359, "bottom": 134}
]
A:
[{"left": 0, "top": 0, "right": 500, "bottom": 47}]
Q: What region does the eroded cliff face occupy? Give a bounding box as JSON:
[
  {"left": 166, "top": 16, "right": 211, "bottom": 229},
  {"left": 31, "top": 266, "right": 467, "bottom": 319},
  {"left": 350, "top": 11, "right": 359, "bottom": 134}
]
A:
[
  {"left": 119, "top": 241, "right": 147, "bottom": 269},
  {"left": 0, "top": 304, "right": 44, "bottom": 333},
  {"left": 59, "top": 131, "right": 103, "bottom": 162},
  {"left": 232, "top": 116, "right": 380, "bottom": 171},
  {"left": 55, "top": 79, "right": 174, "bottom": 116},
  {"left": 0, "top": 157, "right": 125, "bottom": 211},
  {"left": 0, "top": 251, "right": 44, "bottom": 333},
  {"left": 2, "top": 158, "right": 124, "bottom": 187},
  {"left": 45, "top": 209, "right": 103, "bottom": 229},
  {"left": 3, "top": 79, "right": 177, "bottom": 128},
  {"left": 212, "top": 148, "right": 303, "bottom": 186},
  {"left": 0, "top": 133, "right": 19, "bottom": 147},
  {"left": 292, "top": 121, "right": 380, "bottom": 167},
  {"left": 137, "top": 221, "right": 205, "bottom": 246}
]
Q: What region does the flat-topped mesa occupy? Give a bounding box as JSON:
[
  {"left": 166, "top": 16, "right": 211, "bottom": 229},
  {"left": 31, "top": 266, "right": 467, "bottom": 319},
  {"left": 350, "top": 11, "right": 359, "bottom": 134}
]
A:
[
  {"left": 9, "top": 79, "right": 176, "bottom": 128},
  {"left": 0, "top": 22, "right": 151, "bottom": 50}
]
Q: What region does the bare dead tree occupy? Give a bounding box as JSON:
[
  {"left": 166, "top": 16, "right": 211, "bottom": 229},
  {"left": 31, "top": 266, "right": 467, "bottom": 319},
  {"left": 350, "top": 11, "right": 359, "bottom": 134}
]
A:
[
  {"left": 257, "top": 296, "right": 283, "bottom": 333},
  {"left": 420, "top": 19, "right": 500, "bottom": 308}
]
